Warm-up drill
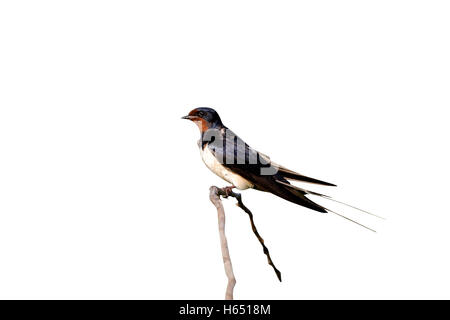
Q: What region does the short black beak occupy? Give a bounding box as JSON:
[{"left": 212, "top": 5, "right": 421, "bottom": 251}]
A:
[{"left": 181, "top": 115, "right": 193, "bottom": 120}]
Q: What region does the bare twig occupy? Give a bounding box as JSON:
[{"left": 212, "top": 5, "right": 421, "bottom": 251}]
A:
[
  {"left": 209, "top": 186, "right": 236, "bottom": 300},
  {"left": 231, "top": 191, "right": 282, "bottom": 282},
  {"left": 209, "top": 186, "right": 281, "bottom": 299}
]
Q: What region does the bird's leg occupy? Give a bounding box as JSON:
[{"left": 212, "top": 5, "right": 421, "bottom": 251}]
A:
[{"left": 223, "top": 185, "right": 236, "bottom": 198}]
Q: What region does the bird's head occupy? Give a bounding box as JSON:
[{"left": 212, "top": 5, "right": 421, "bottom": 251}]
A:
[{"left": 182, "top": 107, "right": 223, "bottom": 132}]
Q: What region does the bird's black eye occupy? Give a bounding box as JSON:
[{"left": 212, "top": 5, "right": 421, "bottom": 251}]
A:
[{"left": 198, "top": 111, "right": 205, "bottom": 117}]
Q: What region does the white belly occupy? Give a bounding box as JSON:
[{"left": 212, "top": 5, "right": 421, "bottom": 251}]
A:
[{"left": 200, "top": 146, "right": 253, "bottom": 190}]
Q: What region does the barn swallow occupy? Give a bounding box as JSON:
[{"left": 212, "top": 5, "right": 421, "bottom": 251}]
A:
[{"left": 182, "top": 107, "right": 380, "bottom": 231}]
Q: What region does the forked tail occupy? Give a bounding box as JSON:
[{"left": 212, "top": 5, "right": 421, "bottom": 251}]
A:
[{"left": 275, "top": 180, "right": 383, "bottom": 232}]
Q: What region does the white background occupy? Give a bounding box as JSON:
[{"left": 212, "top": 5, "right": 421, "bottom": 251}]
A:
[{"left": 1, "top": 1, "right": 449, "bottom": 299}]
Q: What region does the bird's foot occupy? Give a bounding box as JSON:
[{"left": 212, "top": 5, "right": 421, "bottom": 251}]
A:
[{"left": 222, "top": 185, "right": 236, "bottom": 198}]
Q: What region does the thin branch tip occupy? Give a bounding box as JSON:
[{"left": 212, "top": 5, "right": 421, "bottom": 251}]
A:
[{"left": 210, "top": 185, "right": 282, "bottom": 285}]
